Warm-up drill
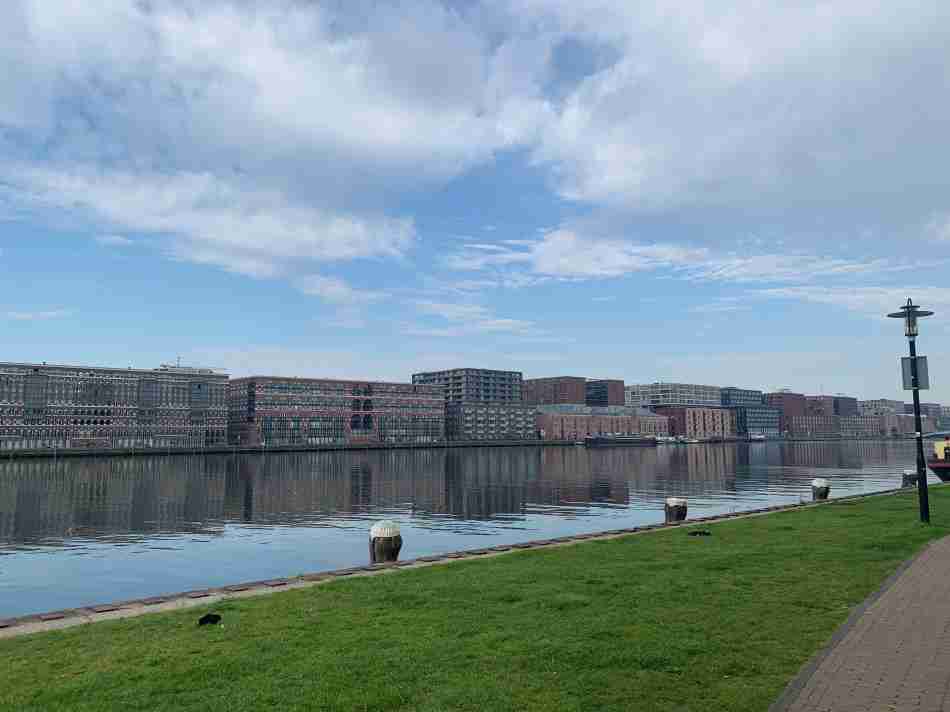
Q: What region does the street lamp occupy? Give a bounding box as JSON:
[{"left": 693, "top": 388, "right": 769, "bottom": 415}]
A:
[{"left": 887, "top": 298, "right": 934, "bottom": 523}]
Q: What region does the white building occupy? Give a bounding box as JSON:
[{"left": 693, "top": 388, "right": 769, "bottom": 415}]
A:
[{"left": 625, "top": 382, "right": 722, "bottom": 408}]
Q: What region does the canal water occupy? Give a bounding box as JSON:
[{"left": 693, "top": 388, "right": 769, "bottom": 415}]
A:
[{"left": 0, "top": 440, "right": 930, "bottom": 617}]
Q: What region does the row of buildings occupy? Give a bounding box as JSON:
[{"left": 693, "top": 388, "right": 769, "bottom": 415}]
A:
[{"left": 0, "top": 361, "right": 942, "bottom": 451}]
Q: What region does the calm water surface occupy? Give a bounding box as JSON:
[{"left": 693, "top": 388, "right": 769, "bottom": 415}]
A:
[{"left": 0, "top": 441, "right": 929, "bottom": 617}]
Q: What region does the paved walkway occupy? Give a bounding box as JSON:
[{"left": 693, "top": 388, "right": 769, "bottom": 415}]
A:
[{"left": 774, "top": 535, "right": 950, "bottom": 712}]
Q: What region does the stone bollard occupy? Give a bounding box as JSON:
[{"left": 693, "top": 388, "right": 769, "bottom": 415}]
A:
[
  {"left": 664, "top": 497, "right": 688, "bottom": 523},
  {"left": 902, "top": 469, "right": 918, "bottom": 488},
  {"left": 369, "top": 520, "right": 403, "bottom": 564},
  {"left": 811, "top": 478, "right": 830, "bottom": 501}
]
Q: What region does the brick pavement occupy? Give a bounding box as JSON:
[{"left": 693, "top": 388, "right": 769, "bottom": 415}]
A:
[{"left": 773, "top": 535, "right": 950, "bottom": 712}]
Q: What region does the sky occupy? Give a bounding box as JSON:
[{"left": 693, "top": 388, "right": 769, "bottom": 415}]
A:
[{"left": 2, "top": 1, "right": 950, "bottom": 401}]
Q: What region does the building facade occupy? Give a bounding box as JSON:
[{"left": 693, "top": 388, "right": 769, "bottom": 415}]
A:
[
  {"left": 535, "top": 405, "right": 669, "bottom": 441},
  {"left": 411, "top": 368, "right": 523, "bottom": 403},
  {"left": 523, "top": 376, "right": 586, "bottom": 405},
  {"left": 766, "top": 391, "right": 806, "bottom": 434},
  {"left": 858, "top": 399, "right": 904, "bottom": 416},
  {"left": 654, "top": 406, "right": 736, "bottom": 440},
  {"left": 445, "top": 401, "right": 536, "bottom": 441},
  {"left": 833, "top": 396, "right": 859, "bottom": 417},
  {"left": 626, "top": 383, "right": 722, "bottom": 408},
  {"left": 585, "top": 379, "right": 625, "bottom": 407},
  {"left": 0, "top": 362, "right": 228, "bottom": 450},
  {"left": 732, "top": 405, "right": 781, "bottom": 438},
  {"left": 228, "top": 377, "right": 445, "bottom": 446},
  {"left": 720, "top": 387, "right": 765, "bottom": 407},
  {"left": 805, "top": 396, "right": 836, "bottom": 417},
  {"left": 786, "top": 415, "right": 840, "bottom": 438}
]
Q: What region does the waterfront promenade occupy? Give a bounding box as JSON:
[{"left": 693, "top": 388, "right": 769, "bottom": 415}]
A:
[
  {"left": 2, "top": 486, "right": 948, "bottom": 711},
  {"left": 774, "top": 534, "right": 950, "bottom": 711}
]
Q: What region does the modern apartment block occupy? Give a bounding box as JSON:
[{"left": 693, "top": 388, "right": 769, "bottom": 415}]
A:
[
  {"left": 858, "top": 399, "right": 905, "bottom": 415},
  {"left": 523, "top": 376, "right": 586, "bottom": 405},
  {"left": 654, "top": 406, "right": 736, "bottom": 440},
  {"left": 833, "top": 396, "right": 859, "bottom": 417},
  {"left": 805, "top": 396, "right": 836, "bottom": 417},
  {"left": 535, "top": 404, "right": 669, "bottom": 440},
  {"left": 720, "top": 387, "right": 765, "bottom": 407},
  {"left": 445, "top": 401, "right": 536, "bottom": 441},
  {"left": 786, "top": 415, "right": 840, "bottom": 438},
  {"left": 228, "top": 377, "right": 445, "bottom": 446},
  {"left": 626, "top": 383, "right": 722, "bottom": 408},
  {"left": 766, "top": 390, "right": 806, "bottom": 434},
  {"left": 411, "top": 368, "right": 523, "bottom": 403},
  {"left": 732, "top": 406, "right": 781, "bottom": 438},
  {"left": 585, "top": 379, "right": 625, "bottom": 407},
  {"left": 0, "top": 361, "right": 228, "bottom": 450}
]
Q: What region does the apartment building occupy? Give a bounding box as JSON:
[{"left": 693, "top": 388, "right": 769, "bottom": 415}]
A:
[
  {"left": 626, "top": 382, "right": 722, "bottom": 408},
  {"left": 585, "top": 379, "right": 625, "bottom": 407},
  {"left": 535, "top": 404, "right": 669, "bottom": 440},
  {"left": 445, "top": 401, "right": 536, "bottom": 441},
  {"left": 0, "top": 361, "right": 228, "bottom": 450},
  {"left": 411, "top": 368, "right": 523, "bottom": 403},
  {"left": 228, "top": 377, "right": 444, "bottom": 446},
  {"left": 654, "top": 406, "right": 736, "bottom": 440},
  {"left": 523, "top": 376, "right": 586, "bottom": 406}
]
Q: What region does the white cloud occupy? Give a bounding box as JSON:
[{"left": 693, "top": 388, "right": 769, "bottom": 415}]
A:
[
  {"left": 7, "top": 309, "right": 72, "bottom": 321},
  {"left": 408, "top": 299, "right": 536, "bottom": 336},
  {"left": 1, "top": 164, "right": 415, "bottom": 279},
  {"left": 524, "top": 1, "right": 950, "bottom": 216},
  {"left": 445, "top": 228, "right": 912, "bottom": 284},
  {"left": 758, "top": 286, "right": 950, "bottom": 318},
  {"left": 95, "top": 234, "right": 132, "bottom": 247}
]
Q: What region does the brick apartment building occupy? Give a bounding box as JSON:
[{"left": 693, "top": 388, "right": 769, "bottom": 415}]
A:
[
  {"left": 523, "top": 376, "right": 586, "bottom": 405},
  {"left": 654, "top": 406, "right": 736, "bottom": 440},
  {"left": 228, "top": 377, "right": 445, "bottom": 446}
]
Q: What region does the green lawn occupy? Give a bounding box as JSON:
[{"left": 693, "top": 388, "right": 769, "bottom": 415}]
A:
[{"left": 3, "top": 488, "right": 949, "bottom": 712}]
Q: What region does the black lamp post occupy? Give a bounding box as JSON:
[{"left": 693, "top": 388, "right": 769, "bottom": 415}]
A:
[{"left": 887, "top": 298, "right": 934, "bottom": 523}]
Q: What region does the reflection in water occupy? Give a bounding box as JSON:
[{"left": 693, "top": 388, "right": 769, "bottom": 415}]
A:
[{"left": 0, "top": 441, "right": 920, "bottom": 616}]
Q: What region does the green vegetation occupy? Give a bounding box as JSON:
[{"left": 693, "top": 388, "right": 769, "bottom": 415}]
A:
[{"left": 3, "top": 489, "right": 949, "bottom": 712}]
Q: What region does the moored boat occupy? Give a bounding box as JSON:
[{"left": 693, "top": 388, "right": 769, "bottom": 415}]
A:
[
  {"left": 928, "top": 437, "right": 950, "bottom": 482},
  {"left": 584, "top": 434, "right": 658, "bottom": 448}
]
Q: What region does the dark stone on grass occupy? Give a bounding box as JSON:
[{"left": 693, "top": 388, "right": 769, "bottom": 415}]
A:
[
  {"left": 688, "top": 530, "right": 712, "bottom": 537},
  {"left": 197, "top": 613, "right": 221, "bottom": 626}
]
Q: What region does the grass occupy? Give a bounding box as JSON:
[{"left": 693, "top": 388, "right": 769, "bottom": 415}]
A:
[{"left": 3, "top": 488, "right": 950, "bottom": 712}]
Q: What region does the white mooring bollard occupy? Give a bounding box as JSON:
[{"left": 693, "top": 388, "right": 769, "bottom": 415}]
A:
[
  {"left": 369, "top": 520, "right": 403, "bottom": 564},
  {"left": 811, "top": 478, "right": 830, "bottom": 501},
  {"left": 665, "top": 497, "right": 688, "bottom": 523}
]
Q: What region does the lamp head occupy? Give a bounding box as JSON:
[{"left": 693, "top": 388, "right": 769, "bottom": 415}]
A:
[{"left": 887, "top": 298, "right": 933, "bottom": 339}]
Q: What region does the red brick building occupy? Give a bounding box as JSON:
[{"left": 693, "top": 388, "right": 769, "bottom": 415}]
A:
[
  {"left": 654, "top": 406, "right": 736, "bottom": 440},
  {"left": 523, "top": 377, "right": 586, "bottom": 405},
  {"left": 535, "top": 405, "right": 669, "bottom": 440},
  {"left": 766, "top": 391, "right": 806, "bottom": 434},
  {"left": 585, "top": 379, "right": 625, "bottom": 407}
]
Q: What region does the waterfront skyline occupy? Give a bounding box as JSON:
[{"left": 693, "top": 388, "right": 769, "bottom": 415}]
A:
[{"left": 3, "top": 2, "right": 950, "bottom": 400}]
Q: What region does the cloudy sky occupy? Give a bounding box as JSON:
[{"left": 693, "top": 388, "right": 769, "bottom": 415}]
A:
[{"left": 2, "top": 1, "right": 950, "bottom": 400}]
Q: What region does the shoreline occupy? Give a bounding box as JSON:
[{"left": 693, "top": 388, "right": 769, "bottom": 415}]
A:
[
  {"left": 0, "top": 483, "right": 913, "bottom": 639},
  {"left": 0, "top": 436, "right": 921, "bottom": 460}
]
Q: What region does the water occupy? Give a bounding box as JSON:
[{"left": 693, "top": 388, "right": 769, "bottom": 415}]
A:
[{"left": 0, "top": 440, "right": 930, "bottom": 618}]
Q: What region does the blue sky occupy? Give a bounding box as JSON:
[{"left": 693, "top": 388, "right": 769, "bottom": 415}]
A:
[{"left": 2, "top": 1, "right": 950, "bottom": 400}]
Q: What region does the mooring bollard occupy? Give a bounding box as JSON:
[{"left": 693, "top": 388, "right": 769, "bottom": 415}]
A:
[
  {"left": 369, "top": 520, "right": 403, "bottom": 564},
  {"left": 811, "top": 478, "right": 830, "bottom": 501},
  {"left": 665, "top": 497, "right": 688, "bottom": 523},
  {"left": 902, "top": 469, "right": 918, "bottom": 488}
]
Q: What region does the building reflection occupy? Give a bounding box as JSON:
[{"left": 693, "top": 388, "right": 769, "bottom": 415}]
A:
[{"left": 0, "top": 441, "right": 914, "bottom": 547}]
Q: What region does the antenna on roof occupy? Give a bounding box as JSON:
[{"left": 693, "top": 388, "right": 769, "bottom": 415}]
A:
[{"left": 177, "top": 355, "right": 181, "bottom": 368}]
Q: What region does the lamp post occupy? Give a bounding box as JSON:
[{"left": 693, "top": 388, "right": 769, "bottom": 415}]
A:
[{"left": 887, "top": 298, "right": 934, "bottom": 523}]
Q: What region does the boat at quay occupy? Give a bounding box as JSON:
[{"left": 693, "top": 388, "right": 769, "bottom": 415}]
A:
[{"left": 584, "top": 434, "right": 658, "bottom": 447}]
